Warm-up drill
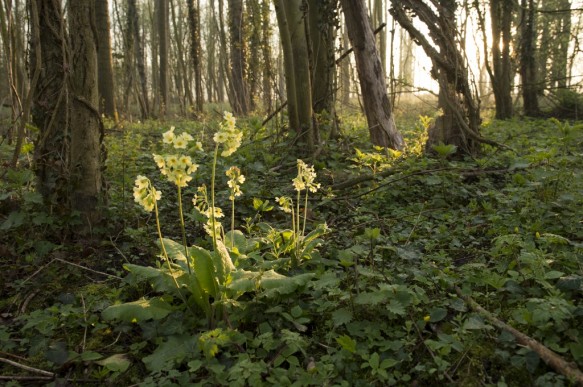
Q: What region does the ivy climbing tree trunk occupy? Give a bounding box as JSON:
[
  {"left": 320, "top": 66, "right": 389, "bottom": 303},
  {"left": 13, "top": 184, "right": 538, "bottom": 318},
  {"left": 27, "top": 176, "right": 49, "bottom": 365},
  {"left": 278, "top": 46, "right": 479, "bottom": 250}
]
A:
[{"left": 341, "top": 0, "right": 404, "bottom": 150}]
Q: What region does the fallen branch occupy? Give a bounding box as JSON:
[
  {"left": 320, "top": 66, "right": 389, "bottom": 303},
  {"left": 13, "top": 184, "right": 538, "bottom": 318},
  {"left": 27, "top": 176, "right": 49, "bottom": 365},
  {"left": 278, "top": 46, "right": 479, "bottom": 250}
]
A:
[
  {"left": 455, "top": 287, "right": 583, "bottom": 385},
  {"left": 0, "top": 357, "right": 54, "bottom": 377}
]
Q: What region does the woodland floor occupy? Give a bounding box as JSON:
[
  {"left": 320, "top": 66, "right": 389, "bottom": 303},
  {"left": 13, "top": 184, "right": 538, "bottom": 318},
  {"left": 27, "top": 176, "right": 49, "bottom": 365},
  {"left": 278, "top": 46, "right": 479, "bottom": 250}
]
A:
[{"left": 1, "top": 110, "right": 582, "bottom": 386}]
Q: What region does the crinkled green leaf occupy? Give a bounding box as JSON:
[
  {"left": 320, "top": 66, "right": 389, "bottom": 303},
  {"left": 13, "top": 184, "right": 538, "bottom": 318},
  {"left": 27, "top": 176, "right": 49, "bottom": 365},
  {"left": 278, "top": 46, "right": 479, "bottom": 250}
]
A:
[
  {"left": 102, "top": 298, "right": 173, "bottom": 322},
  {"left": 158, "top": 238, "right": 190, "bottom": 272},
  {"left": 212, "top": 240, "right": 235, "bottom": 285},
  {"left": 259, "top": 270, "right": 315, "bottom": 295},
  {"left": 331, "top": 308, "right": 353, "bottom": 326},
  {"left": 228, "top": 269, "right": 259, "bottom": 293}
]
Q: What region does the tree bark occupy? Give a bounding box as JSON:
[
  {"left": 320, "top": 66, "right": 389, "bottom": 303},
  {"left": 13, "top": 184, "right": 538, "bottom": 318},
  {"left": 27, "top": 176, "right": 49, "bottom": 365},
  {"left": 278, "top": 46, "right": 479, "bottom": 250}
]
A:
[
  {"left": 95, "top": 0, "right": 117, "bottom": 120},
  {"left": 228, "top": 0, "right": 249, "bottom": 115},
  {"left": 341, "top": 0, "right": 404, "bottom": 150},
  {"left": 158, "top": 0, "right": 169, "bottom": 116},
  {"left": 68, "top": 0, "right": 104, "bottom": 230},
  {"left": 188, "top": 0, "right": 204, "bottom": 113},
  {"left": 129, "top": 0, "right": 149, "bottom": 119},
  {"left": 519, "top": 0, "right": 540, "bottom": 116},
  {"left": 31, "top": 0, "right": 70, "bottom": 210},
  {"left": 308, "top": 0, "right": 335, "bottom": 115}
]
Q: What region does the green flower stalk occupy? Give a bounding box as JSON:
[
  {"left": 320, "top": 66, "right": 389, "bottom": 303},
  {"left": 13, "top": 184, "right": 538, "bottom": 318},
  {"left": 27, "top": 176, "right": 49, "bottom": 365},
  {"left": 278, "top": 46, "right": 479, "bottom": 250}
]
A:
[{"left": 226, "top": 166, "right": 245, "bottom": 248}]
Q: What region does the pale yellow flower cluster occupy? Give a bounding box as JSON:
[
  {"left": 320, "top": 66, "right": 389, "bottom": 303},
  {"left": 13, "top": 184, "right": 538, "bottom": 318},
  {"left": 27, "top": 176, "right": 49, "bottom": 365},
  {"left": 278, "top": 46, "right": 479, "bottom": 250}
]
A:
[
  {"left": 213, "top": 111, "right": 242, "bottom": 157},
  {"left": 154, "top": 127, "right": 199, "bottom": 188},
  {"left": 192, "top": 185, "right": 224, "bottom": 238},
  {"left": 133, "top": 175, "right": 162, "bottom": 212},
  {"left": 275, "top": 196, "right": 293, "bottom": 213},
  {"left": 225, "top": 166, "right": 245, "bottom": 200},
  {"left": 162, "top": 126, "right": 194, "bottom": 149},
  {"left": 292, "top": 159, "right": 320, "bottom": 193},
  {"left": 153, "top": 153, "right": 198, "bottom": 188}
]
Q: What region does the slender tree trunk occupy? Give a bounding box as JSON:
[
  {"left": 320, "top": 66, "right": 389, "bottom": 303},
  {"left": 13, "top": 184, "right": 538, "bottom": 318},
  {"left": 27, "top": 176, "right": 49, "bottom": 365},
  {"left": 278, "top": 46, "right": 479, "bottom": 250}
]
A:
[
  {"left": 281, "top": 0, "right": 315, "bottom": 152},
  {"left": 260, "top": 0, "right": 273, "bottom": 112},
  {"left": 273, "top": 0, "right": 299, "bottom": 131},
  {"left": 341, "top": 0, "right": 404, "bottom": 150},
  {"left": 31, "top": 0, "right": 70, "bottom": 210},
  {"left": 340, "top": 25, "right": 351, "bottom": 106},
  {"left": 158, "top": 0, "right": 168, "bottom": 116},
  {"left": 68, "top": 0, "right": 104, "bottom": 230},
  {"left": 95, "top": 0, "right": 117, "bottom": 120},
  {"left": 308, "top": 0, "right": 335, "bottom": 114},
  {"left": 228, "top": 0, "right": 249, "bottom": 115},
  {"left": 247, "top": 0, "right": 261, "bottom": 112},
  {"left": 187, "top": 0, "right": 204, "bottom": 113},
  {"left": 520, "top": 0, "right": 540, "bottom": 116},
  {"left": 129, "top": 0, "right": 149, "bottom": 119},
  {"left": 170, "top": 0, "right": 194, "bottom": 113}
]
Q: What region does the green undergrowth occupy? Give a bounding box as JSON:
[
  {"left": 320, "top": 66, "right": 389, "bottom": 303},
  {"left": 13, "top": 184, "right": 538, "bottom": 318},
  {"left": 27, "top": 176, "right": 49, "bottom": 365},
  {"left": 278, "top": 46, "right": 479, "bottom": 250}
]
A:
[{"left": 1, "top": 115, "right": 582, "bottom": 386}]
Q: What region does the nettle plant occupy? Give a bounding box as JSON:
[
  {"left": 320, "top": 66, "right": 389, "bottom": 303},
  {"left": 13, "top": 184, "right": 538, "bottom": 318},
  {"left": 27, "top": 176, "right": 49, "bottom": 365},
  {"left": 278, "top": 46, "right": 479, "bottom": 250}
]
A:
[{"left": 103, "top": 112, "right": 326, "bottom": 328}]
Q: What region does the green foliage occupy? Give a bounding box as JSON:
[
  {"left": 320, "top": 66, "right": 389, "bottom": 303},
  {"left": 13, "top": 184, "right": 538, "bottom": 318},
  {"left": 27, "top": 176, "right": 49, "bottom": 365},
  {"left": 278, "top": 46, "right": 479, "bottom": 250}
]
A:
[{"left": 2, "top": 114, "right": 583, "bottom": 386}]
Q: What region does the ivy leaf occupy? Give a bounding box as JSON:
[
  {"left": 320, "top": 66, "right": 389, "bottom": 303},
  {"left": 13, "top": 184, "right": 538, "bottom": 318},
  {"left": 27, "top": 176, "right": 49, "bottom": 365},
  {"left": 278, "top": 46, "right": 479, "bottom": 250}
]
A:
[
  {"left": 331, "top": 308, "right": 353, "bottom": 327},
  {"left": 102, "top": 298, "right": 173, "bottom": 322},
  {"left": 336, "top": 334, "right": 357, "bottom": 353}
]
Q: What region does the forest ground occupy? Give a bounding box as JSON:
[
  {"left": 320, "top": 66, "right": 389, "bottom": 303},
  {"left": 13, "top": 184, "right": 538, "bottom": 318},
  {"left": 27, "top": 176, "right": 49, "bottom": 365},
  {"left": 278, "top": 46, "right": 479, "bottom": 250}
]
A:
[{"left": 1, "top": 105, "right": 582, "bottom": 386}]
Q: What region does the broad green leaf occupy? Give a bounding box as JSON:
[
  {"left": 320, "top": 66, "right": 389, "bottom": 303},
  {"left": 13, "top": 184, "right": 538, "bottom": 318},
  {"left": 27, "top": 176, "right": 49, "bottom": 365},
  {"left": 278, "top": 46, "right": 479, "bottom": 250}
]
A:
[
  {"left": 96, "top": 353, "right": 131, "bottom": 373},
  {"left": 228, "top": 269, "right": 259, "bottom": 293},
  {"left": 429, "top": 307, "right": 448, "bottom": 323},
  {"left": 544, "top": 270, "right": 565, "bottom": 280},
  {"left": 189, "top": 245, "right": 217, "bottom": 296},
  {"left": 123, "top": 264, "right": 176, "bottom": 293},
  {"left": 225, "top": 230, "right": 249, "bottom": 253},
  {"left": 336, "top": 334, "right": 357, "bottom": 353},
  {"left": 102, "top": 298, "right": 173, "bottom": 322},
  {"left": 158, "top": 238, "right": 190, "bottom": 272},
  {"left": 369, "top": 352, "right": 380, "bottom": 369},
  {"left": 178, "top": 272, "right": 210, "bottom": 317}
]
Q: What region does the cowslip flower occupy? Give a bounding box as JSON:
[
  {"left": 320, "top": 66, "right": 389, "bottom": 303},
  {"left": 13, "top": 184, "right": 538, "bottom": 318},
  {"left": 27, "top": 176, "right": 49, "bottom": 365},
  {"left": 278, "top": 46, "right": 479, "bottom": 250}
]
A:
[
  {"left": 173, "top": 132, "right": 194, "bottom": 149},
  {"left": 292, "top": 159, "right": 320, "bottom": 193},
  {"left": 276, "top": 196, "right": 293, "bottom": 213},
  {"left": 226, "top": 166, "right": 245, "bottom": 200},
  {"left": 162, "top": 127, "right": 176, "bottom": 144},
  {"left": 214, "top": 111, "right": 242, "bottom": 157},
  {"left": 133, "top": 175, "right": 161, "bottom": 212}
]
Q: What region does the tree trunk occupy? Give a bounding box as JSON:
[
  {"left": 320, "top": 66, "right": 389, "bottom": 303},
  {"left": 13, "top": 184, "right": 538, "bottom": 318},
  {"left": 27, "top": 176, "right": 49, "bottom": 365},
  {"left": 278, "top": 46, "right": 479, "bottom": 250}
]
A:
[
  {"left": 478, "top": 0, "right": 513, "bottom": 119},
  {"left": 390, "top": 0, "right": 481, "bottom": 155},
  {"left": 188, "top": 0, "right": 204, "bottom": 113},
  {"left": 31, "top": 0, "right": 70, "bottom": 211},
  {"left": 247, "top": 0, "right": 261, "bottom": 112},
  {"left": 68, "top": 0, "right": 104, "bottom": 230},
  {"left": 341, "top": 0, "right": 404, "bottom": 150},
  {"left": 158, "top": 0, "right": 168, "bottom": 116},
  {"left": 273, "top": 0, "right": 299, "bottom": 131},
  {"left": 308, "top": 0, "right": 335, "bottom": 114},
  {"left": 95, "top": 0, "right": 117, "bottom": 120},
  {"left": 519, "top": 0, "right": 540, "bottom": 116},
  {"left": 228, "top": 0, "right": 249, "bottom": 115},
  {"left": 170, "top": 0, "right": 194, "bottom": 114},
  {"left": 281, "top": 0, "right": 315, "bottom": 152},
  {"left": 129, "top": 0, "right": 149, "bottom": 119},
  {"left": 261, "top": 0, "right": 273, "bottom": 112}
]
